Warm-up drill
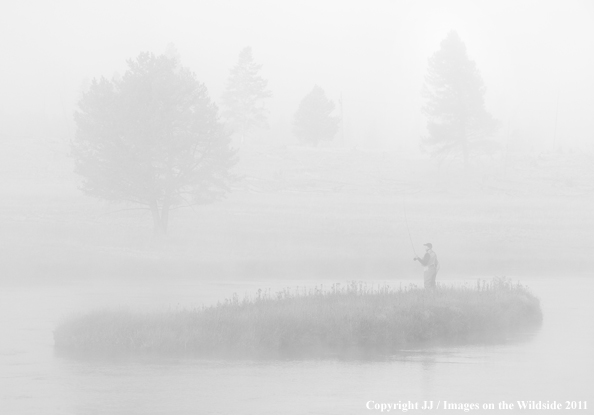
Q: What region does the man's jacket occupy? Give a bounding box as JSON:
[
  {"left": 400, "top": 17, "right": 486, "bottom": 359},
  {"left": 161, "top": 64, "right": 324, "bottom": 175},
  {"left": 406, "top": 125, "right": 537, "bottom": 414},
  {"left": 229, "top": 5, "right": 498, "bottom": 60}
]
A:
[{"left": 418, "top": 249, "right": 439, "bottom": 271}]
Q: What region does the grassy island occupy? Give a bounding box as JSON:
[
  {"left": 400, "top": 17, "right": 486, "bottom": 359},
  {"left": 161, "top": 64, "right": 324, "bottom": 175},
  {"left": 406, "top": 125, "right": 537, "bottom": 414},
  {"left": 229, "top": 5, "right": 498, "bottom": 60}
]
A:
[{"left": 54, "top": 278, "right": 542, "bottom": 358}]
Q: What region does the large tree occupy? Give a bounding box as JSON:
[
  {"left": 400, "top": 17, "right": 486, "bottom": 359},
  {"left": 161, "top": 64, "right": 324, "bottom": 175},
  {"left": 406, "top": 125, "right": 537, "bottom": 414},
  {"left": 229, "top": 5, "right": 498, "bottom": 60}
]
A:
[
  {"left": 221, "top": 46, "right": 272, "bottom": 143},
  {"left": 293, "top": 85, "right": 340, "bottom": 146},
  {"left": 73, "top": 52, "right": 237, "bottom": 235},
  {"left": 422, "top": 31, "right": 500, "bottom": 169}
]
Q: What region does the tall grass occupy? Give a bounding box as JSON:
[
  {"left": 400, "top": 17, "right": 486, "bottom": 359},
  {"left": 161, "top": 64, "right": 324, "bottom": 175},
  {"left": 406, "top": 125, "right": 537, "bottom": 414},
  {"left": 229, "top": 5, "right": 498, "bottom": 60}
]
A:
[{"left": 54, "top": 278, "right": 542, "bottom": 358}]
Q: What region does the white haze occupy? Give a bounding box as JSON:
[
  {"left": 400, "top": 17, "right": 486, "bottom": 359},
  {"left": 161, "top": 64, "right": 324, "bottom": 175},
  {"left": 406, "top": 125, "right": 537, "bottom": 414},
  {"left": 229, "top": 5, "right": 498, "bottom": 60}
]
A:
[
  {"left": 1, "top": 1, "right": 594, "bottom": 413},
  {"left": 1, "top": 0, "right": 593, "bottom": 151}
]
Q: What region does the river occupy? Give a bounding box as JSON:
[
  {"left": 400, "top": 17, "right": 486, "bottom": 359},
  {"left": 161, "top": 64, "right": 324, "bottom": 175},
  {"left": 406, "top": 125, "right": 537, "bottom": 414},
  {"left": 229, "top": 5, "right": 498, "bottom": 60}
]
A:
[{"left": 1, "top": 276, "right": 592, "bottom": 414}]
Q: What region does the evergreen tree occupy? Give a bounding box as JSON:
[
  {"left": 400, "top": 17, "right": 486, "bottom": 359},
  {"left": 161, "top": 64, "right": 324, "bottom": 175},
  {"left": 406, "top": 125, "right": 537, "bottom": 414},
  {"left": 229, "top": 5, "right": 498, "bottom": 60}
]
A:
[
  {"left": 422, "top": 31, "right": 500, "bottom": 169},
  {"left": 163, "top": 42, "right": 181, "bottom": 66},
  {"left": 221, "top": 47, "right": 271, "bottom": 143},
  {"left": 293, "top": 85, "right": 340, "bottom": 146},
  {"left": 73, "top": 52, "right": 237, "bottom": 235}
]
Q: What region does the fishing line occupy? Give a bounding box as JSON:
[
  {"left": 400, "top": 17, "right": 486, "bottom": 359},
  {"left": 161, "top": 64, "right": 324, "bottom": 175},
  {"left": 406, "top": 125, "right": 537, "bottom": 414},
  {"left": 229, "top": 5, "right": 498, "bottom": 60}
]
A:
[{"left": 402, "top": 188, "right": 418, "bottom": 258}]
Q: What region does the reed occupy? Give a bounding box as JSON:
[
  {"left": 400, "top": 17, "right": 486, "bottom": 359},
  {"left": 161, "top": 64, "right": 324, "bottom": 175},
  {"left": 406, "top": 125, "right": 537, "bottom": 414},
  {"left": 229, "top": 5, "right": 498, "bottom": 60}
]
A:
[{"left": 54, "top": 277, "right": 542, "bottom": 358}]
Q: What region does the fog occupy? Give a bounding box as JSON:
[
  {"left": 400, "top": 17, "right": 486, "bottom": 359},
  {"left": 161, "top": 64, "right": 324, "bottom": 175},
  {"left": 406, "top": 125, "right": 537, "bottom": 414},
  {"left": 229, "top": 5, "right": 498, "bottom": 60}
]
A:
[
  {"left": 2, "top": 0, "right": 594, "bottom": 150},
  {"left": 1, "top": 1, "right": 593, "bottom": 413}
]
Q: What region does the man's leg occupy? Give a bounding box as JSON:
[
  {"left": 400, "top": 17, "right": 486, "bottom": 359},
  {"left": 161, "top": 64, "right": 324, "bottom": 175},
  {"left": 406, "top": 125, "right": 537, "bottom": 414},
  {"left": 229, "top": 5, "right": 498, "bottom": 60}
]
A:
[
  {"left": 430, "top": 269, "right": 437, "bottom": 288},
  {"left": 423, "top": 270, "right": 432, "bottom": 289}
]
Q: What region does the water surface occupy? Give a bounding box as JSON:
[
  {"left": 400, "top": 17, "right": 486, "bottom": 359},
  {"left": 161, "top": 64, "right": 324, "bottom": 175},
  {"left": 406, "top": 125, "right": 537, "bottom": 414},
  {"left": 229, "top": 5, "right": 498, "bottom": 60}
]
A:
[{"left": 1, "top": 277, "right": 592, "bottom": 414}]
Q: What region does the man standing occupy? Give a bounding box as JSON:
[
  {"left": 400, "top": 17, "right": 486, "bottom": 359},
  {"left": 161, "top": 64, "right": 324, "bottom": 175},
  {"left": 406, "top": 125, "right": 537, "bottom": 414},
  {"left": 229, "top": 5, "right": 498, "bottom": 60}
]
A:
[{"left": 414, "top": 243, "right": 439, "bottom": 289}]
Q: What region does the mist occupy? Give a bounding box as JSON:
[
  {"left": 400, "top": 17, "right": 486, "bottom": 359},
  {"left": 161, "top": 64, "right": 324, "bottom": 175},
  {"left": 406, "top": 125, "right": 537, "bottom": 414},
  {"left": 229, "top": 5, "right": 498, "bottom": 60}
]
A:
[
  {"left": 2, "top": 0, "right": 594, "bottom": 150},
  {"left": 1, "top": 0, "right": 593, "bottom": 413}
]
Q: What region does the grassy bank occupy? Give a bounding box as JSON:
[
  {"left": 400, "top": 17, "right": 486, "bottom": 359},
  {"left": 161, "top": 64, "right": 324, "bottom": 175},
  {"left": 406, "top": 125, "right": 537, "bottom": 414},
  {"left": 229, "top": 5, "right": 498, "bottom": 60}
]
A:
[{"left": 54, "top": 278, "right": 542, "bottom": 358}]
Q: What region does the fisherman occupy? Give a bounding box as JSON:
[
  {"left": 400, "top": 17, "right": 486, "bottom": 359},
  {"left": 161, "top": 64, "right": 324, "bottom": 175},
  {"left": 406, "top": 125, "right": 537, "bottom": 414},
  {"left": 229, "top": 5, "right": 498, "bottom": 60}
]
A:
[{"left": 413, "top": 243, "right": 439, "bottom": 289}]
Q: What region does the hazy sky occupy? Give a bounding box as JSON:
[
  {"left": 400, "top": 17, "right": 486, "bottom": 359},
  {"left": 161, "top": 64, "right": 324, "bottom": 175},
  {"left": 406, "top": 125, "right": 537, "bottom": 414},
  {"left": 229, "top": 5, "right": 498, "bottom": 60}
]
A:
[{"left": 2, "top": 0, "right": 593, "bottom": 149}]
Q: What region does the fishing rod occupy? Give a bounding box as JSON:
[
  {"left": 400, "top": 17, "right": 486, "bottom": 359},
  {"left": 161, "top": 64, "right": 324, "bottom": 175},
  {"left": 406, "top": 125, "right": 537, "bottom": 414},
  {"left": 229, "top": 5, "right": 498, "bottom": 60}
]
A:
[{"left": 402, "top": 188, "right": 419, "bottom": 258}]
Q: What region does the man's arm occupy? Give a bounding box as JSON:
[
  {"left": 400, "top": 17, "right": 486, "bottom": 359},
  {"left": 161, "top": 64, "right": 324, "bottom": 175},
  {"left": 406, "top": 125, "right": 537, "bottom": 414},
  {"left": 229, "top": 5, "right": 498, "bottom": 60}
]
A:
[{"left": 416, "top": 252, "right": 430, "bottom": 266}]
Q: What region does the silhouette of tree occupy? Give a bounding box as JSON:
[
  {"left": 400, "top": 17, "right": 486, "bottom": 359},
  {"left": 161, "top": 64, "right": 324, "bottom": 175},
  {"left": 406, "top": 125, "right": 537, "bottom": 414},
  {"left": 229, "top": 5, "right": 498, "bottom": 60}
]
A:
[
  {"left": 221, "top": 47, "right": 271, "bottom": 143},
  {"left": 293, "top": 85, "right": 340, "bottom": 146},
  {"left": 423, "top": 31, "right": 500, "bottom": 169},
  {"left": 73, "top": 52, "right": 237, "bottom": 235}
]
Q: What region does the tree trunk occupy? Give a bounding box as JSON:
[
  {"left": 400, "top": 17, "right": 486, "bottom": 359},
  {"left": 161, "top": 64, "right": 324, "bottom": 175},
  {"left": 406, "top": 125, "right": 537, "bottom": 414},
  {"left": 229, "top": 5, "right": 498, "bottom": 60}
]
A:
[
  {"left": 150, "top": 201, "right": 166, "bottom": 236},
  {"left": 161, "top": 200, "right": 171, "bottom": 234}
]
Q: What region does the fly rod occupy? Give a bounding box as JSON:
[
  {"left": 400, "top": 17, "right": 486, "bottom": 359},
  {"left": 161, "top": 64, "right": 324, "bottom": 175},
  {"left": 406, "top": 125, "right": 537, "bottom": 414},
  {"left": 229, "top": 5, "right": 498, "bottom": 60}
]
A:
[{"left": 402, "top": 189, "right": 418, "bottom": 258}]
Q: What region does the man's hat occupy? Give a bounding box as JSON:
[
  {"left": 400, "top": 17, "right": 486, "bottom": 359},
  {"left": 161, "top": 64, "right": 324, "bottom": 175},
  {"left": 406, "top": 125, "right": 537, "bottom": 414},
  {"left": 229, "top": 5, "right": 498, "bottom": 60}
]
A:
[{"left": 424, "top": 243, "right": 433, "bottom": 249}]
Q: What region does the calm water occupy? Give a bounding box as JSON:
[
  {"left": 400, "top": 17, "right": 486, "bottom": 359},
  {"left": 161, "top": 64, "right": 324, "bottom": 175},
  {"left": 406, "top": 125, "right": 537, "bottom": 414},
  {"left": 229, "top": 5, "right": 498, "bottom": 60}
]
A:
[{"left": 1, "top": 277, "right": 592, "bottom": 414}]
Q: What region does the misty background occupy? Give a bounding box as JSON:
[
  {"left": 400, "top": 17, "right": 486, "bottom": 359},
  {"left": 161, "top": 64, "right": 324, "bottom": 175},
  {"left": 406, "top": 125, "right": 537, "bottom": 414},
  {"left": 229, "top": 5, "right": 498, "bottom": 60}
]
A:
[
  {"left": 2, "top": 1, "right": 594, "bottom": 413},
  {"left": 1, "top": 0, "right": 593, "bottom": 280},
  {"left": 2, "top": 0, "right": 594, "bottom": 151}
]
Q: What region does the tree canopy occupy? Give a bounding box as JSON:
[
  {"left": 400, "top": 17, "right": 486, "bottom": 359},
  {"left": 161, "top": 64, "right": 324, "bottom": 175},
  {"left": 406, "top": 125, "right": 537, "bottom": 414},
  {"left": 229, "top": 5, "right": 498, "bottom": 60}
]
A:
[
  {"left": 422, "top": 30, "right": 500, "bottom": 168},
  {"left": 73, "top": 52, "right": 237, "bottom": 235},
  {"left": 293, "top": 85, "right": 340, "bottom": 146},
  {"left": 221, "top": 47, "right": 272, "bottom": 143}
]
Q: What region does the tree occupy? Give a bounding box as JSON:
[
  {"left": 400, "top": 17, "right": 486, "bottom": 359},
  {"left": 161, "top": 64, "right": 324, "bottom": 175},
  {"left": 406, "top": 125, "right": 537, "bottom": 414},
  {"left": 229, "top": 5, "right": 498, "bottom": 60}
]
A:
[
  {"left": 422, "top": 30, "right": 500, "bottom": 169},
  {"left": 163, "top": 42, "right": 181, "bottom": 64},
  {"left": 221, "top": 47, "right": 271, "bottom": 143},
  {"left": 293, "top": 85, "right": 340, "bottom": 146},
  {"left": 73, "top": 52, "right": 237, "bottom": 235}
]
